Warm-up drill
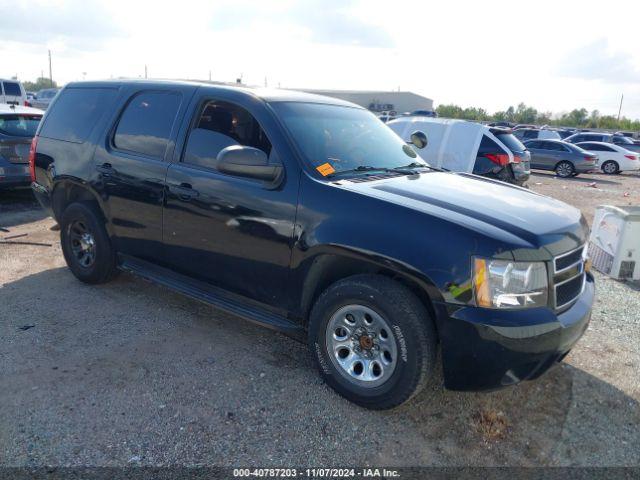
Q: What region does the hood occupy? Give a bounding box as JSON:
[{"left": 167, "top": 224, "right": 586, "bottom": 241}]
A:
[{"left": 334, "top": 171, "right": 587, "bottom": 254}]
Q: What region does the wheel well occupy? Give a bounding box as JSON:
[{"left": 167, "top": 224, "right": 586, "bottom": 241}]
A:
[
  {"left": 52, "top": 182, "right": 105, "bottom": 224},
  {"left": 300, "top": 255, "right": 439, "bottom": 334}
]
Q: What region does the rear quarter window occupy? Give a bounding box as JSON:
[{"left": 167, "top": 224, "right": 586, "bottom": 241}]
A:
[
  {"left": 39, "top": 87, "right": 118, "bottom": 143},
  {"left": 3, "top": 82, "right": 22, "bottom": 97}
]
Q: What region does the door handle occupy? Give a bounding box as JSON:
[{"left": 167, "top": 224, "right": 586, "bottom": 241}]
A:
[
  {"left": 96, "top": 163, "right": 115, "bottom": 175},
  {"left": 170, "top": 182, "right": 199, "bottom": 200}
]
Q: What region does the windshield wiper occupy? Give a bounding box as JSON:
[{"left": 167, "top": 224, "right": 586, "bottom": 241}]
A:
[
  {"left": 327, "top": 165, "right": 395, "bottom": 178},
  {"left": 393, "top": 162, "right": 449, "bottom": 172}
]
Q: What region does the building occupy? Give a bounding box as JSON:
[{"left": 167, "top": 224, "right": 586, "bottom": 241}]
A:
[{"left": 299, "top": 89, "right": 434, "bottom": 114}]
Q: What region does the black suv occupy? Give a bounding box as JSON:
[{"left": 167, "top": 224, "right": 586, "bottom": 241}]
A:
[{"left": 31, "top": 80, "right": 594, "bottom": 409}]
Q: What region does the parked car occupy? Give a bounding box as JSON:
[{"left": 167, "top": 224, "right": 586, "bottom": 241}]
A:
[
  {"left": 513, "top": 128, "right": 561, "bottom": 141},
  {"left": 575, "top": 141, "right": 640, "bottom": 174},
  {"left": 0, "top": 104, "right": 43, "bottom": 188},
  {"left": 30, "top": 88, "right": 60, "bottom": 110},
  {"left": 31, "top": 80, "right": 594, "bottom": 409},
  {"left": 512, "top": 124, "right": 537, "bottom": 131},
  {"left": 566, "top": 131, "right": 640, "bottom": 154},
  {"left": 387, "top": 117, "right": 530, "bottom": 185},
  {"left": 409, "top": 109, "right": 437, "bottom": 117},
  {"left": 555, "top": 128, "right": 577, "bottom": 139},
  {"left": 0, "top": 79, "right": 28, "bottom": 106},
  {"left": 524, "top": 139, "right": 597, "bottom": 177}
]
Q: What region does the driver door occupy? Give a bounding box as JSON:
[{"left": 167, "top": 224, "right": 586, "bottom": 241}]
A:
[{"left": 162, "top": 95, "right": 298, "bottom": 309}]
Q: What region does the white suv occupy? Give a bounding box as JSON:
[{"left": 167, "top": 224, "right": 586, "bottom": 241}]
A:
[{"left": 0, "top": 79, "right": 27, "bottom": 106}]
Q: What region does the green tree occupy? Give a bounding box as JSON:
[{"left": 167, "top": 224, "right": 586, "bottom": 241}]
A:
[{"left": 22, "top": 77, "right": 58, "bottom": 92}]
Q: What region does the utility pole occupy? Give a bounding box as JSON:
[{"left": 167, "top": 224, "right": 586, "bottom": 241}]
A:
[
  {"left": 208, "top": 70, "right": 211, "bottom": 81},
  {"left": 48, "top": 50, "right": 53, "bottom": 87},
  {"left": 144, "top": 65, "right": 148, "bottom": 79},
  {"left": 617, "top": 93, "right": 624, "bottom": 123}
]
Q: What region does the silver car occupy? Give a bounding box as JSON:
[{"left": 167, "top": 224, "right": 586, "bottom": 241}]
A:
[
  {"left": 30, "top": 88, "right": 60, "bottom": 110},
  {"left": 524, "top": 139, "right": 598, "bottom": 177}
]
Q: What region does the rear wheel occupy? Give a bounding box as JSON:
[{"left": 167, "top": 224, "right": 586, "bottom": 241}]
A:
[
  {"left": 554, "top": 161, "right": 575, "bottom": 178},
  {"left": 60, "top": 202, "right": 118, "bottom": 284},
  {"left": 308, "top": 274, "right": 437, "bottom": 410},
  {"left": 601, "top": 160, "right": 619, "bottom": 174}
]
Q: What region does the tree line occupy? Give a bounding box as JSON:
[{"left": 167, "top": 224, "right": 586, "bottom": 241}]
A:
[{"left": 435, "top": 102, "right": 640, "bottom": 131}]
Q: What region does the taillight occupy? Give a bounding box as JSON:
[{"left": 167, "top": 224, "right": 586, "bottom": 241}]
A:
[
  {"left": 585, "top": 156, "right": 596, "bottom": 162},
  {"left": 24, "top": 100, "right": 31, "bottom": 107},
  {"left": 512, "top": 155, "right": 522, "bottom": 164},
  {"left": 624, "top": 154, "right": 637, "bottom": 160},
  {"left": 28, "top": 135, "right": 38, "bottom": 182},
  {"left": 484, "top": 153, "right": 511, "bottom": 166}
]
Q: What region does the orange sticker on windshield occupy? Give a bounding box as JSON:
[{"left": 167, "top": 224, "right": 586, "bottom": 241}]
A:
[{"left": 316, "top": 163, "right": 336, "bottom": 176}]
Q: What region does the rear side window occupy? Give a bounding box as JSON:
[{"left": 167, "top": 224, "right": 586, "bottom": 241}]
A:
[
  {"left": 478, "top": 135, "right": 504, "bottom": 155},
  {"left": 526, "top": 141, "right": 542, "bottom": 149},
  {"left": 40, "top": 88, "right": 117, "bottom": 143},
  {"left": 3, "top": 82, "right": 22, "bottom": 97},
  {"left": 495, "top": 133, "right": 525, "bottom": 152},
  {"left": 523, "top": 130, "right": 538, "bottom": 139},
  {"left": 114, "top": 91, "right": 181, "bottom": 159}
]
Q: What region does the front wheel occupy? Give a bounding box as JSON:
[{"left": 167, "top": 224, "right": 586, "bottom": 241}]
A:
[
  {"left": 601, "top": 160, "right": 619, "bottom": 174},
  {"left": 308, "top": 275, "right": 437, "bottom": 409}
]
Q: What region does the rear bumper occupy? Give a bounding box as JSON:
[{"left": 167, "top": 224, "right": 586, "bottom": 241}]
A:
[
  {"left": 0, "top": 165, "right": 30, "bottom": 188},
  {"left": 575, "top": 163, "right": 597, "bottom": 173},
  {"left": 435, "top": 273, "right": 594, "bottom": 391}
]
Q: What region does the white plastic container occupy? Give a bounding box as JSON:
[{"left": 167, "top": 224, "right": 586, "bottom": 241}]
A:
[{"left": 588, "top": 205, "right": 640, "bottom": 280}]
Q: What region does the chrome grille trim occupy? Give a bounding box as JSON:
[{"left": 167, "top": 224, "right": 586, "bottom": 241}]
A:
[{"left": 553, "top": 244, "right": 587, "bottom": 310}]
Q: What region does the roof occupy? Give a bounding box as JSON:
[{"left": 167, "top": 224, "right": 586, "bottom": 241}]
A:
[
  {"left": 0, "top": 104, "right": 44, "bottom": 115},
  {"left": 64, "top": 79, "right": 361, "bottom": 108}
]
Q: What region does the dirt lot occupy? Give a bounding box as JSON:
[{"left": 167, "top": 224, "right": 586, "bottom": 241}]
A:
[{"left": 1, "top": 173, "right": 639, "bottom": 467}]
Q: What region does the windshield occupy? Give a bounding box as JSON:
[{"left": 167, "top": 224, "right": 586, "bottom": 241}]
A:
[
  {"left": 613, "top": 135, "right": 634, "bottom": 145},
  {"left": 0, "top": 115, "right": 41, "bottom": 137},
  {"left": 270, "top": 102, "right": 423, "bottom": 176}
]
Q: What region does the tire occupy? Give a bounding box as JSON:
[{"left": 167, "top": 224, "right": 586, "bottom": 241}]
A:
[
  {"left": 554, "top": 161, "right": 575, "bottom": 178},
  {"left": 308, "top": 274, "right": 437, "bottom": 410},
  {"left": 60, "top": 202, "right": 118, "bottom": 284},
  {"left": 601, "top": 160, "right": 619, "bottom": 175}
]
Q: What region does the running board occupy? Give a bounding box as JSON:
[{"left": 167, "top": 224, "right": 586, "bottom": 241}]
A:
[{"left": 119, "top": 256, "right": 305, "bottom": 340}]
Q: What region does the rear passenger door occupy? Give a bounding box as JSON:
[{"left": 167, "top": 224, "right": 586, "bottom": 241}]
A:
[
  {"left": 162, "top": 92, "right": 298, "bottom": 310},
  {"left": 92, "top": 85, "right": 195, "bottom": 262}
]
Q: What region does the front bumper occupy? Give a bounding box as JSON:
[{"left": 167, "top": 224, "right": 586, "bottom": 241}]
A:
[{"left": 435, "top": 273, "right": 594, "bottom": 391}]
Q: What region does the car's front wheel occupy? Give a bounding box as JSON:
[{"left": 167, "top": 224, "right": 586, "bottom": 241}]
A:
[
  {"left": 308, "top": 274, "right": 437, "bottom": 409},
  {"left": 60, "top": 202, "right": 118, "bottom": 284},
  {"left": 601, "top": 160, "right": 620, "bottom": 174}
]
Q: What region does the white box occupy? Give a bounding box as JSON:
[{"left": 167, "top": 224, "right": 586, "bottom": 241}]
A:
[{"left": 588, "top": 205, "right": 640, "bottom": 280}]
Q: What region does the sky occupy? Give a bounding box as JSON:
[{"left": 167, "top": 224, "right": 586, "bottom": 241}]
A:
[{"left": 2, "top": 0, "right": 640, "bottom": 119}]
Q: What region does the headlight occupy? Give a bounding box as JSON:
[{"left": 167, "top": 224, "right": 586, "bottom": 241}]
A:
[{"left": 473, "top": 258, "right": 548, "bottom": 309}]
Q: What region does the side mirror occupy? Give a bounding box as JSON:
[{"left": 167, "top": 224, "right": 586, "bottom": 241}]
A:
[
  {"left": 409, "top": 131, "right": 428, "bottom": 149},
  {"left": 216, "top": 145, "right": 283, "bottom": 182}
]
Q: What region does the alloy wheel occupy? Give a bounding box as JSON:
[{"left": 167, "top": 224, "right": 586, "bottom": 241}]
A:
[{"left": 68, "top": 220, "right": 96, "bottom": 268}]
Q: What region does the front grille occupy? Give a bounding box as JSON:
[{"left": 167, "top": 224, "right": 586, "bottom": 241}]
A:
[
  {"left": 553, "top": 245, "right": 586, "bottom": 310},
  {"left": 555, "top": 275, "right": 584, "bottom": 308},
  {"left": 555, "top": 247, "right": 583, "bottom": 272}
]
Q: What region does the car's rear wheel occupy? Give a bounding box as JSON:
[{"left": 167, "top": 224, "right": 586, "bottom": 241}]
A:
[
  {"left": 601, "top": 160, "right": 619, "bottom": 174},
  {"left": 555, "top": 161, "right": 575, "bottom": 178},
  {"left": 60, "top": 202, "right": 118, "bottom": 284},
  {"left": 308, "top": 274, "right": 437, "bottom": 409}
]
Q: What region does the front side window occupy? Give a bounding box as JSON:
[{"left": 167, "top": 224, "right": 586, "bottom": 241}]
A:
[
  {"left": 114, "top": 91, "right": 181, "bottom": 158},
  {"left": 270, "top": 102, "right": 418, "bottom": 176},
  {"left": 2, "top": 82, "right": 22, "bottom": 97},
  {"left": 182, "top": 100, "right": 272, "bottom": 170}
]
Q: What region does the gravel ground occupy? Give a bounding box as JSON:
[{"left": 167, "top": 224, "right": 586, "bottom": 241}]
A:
[{"left": 0, "top": 184, "right": 639, "bottom": 468}]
